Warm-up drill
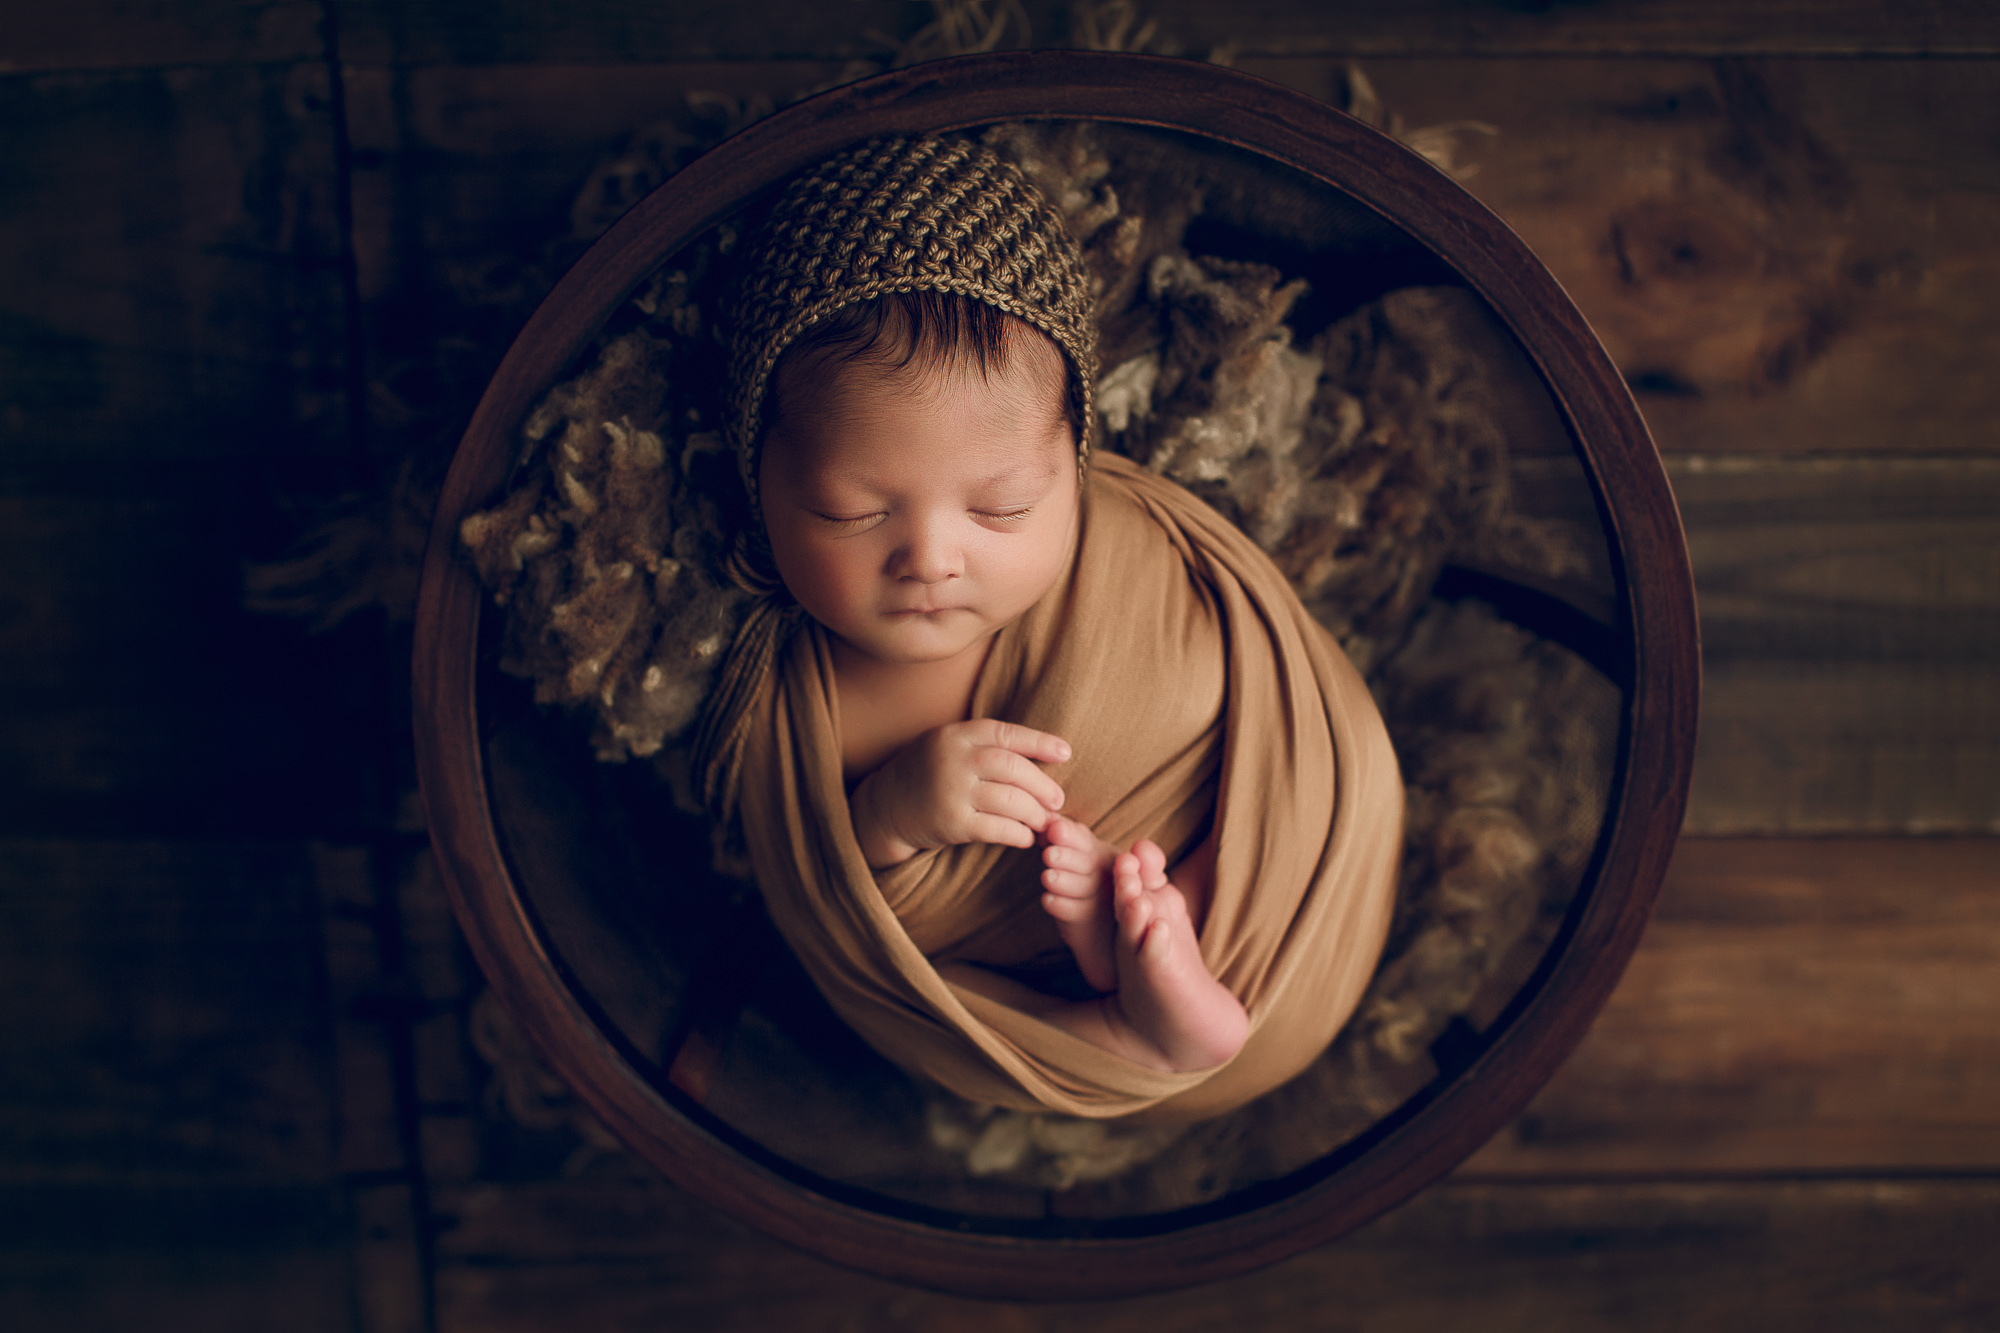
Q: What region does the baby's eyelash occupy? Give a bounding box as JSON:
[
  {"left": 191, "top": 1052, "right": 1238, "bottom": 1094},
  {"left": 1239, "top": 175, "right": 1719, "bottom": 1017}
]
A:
[
  {"left": 980, "top": 507, "right": 1034, "bottom": 523},
  {"left": 815, "top": 512, "right": 883, "bottom": 529}
]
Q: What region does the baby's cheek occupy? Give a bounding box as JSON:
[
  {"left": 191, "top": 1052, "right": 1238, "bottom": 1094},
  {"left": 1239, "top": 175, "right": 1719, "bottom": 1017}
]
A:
[{"left": 793, "top": 550, "right": 882, "bottom": 635}]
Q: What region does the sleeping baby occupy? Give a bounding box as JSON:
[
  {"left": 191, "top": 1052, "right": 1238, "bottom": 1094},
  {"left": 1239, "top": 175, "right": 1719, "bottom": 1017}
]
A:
[{"left": 695, "top": 135, "right": 1403, "bottom": 1121}]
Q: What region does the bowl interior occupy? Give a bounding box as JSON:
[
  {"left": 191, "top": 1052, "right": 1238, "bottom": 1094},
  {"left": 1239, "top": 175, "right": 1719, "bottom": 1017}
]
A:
[{"left": 469, "top": 118, "right": 1629, "bottom": 1231}]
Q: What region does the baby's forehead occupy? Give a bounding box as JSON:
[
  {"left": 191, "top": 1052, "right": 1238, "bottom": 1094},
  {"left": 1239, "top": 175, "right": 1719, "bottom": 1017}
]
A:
[{"left": 769, "top": 353, "right": 1073, "bottom": 486}]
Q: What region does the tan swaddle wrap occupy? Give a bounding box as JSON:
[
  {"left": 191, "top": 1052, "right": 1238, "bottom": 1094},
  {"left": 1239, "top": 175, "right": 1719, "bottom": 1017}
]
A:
[{"left": 716, "top": 453, "right": 1402, "bottom": 1122}]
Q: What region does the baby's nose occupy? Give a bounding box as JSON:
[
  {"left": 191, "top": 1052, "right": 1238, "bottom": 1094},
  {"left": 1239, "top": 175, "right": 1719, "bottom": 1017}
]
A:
[{"left": 898, "top": 520, "right": 963, "bottom": 584}]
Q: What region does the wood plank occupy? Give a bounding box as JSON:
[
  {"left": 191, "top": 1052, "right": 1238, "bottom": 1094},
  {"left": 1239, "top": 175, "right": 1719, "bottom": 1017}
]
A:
[
  {"left": 431, "top": 1175, "right": 2000, "bottom": 1329},
  {"left": 1672, "top": 458, "right": 2000, "bottom": 833},
  {"left": 0, "top": 492, "right": 387, "bottom": 837},
  {"left": 314, "top": 843, "right": 409, "bottom": 1180},
  {"left": 332, "top": 0, "right": 2000, "bottom": 65},
  {"left": 1147, "top": 0, "right": 2000, "bottom": 57},
  {"left": 17, "top": 0, "right": 1997, "bottom": 80},
  {"left": 1464, "top": 837, "right": 2000, "bottom": 1176},
  {"left": 1244, "top": 57, "right": 2000, "bottom": 457},
  {"left": 312, "top": 842, "right": 434, "bottom": 1331},
  {"left": 350, "top": 1182, "right": 428, "bottom": 1333},
  {"left": 0, "top": 2, "right": 325, "bottom": 73},
  {"left": 1693, "top": 661, "right": 2000, "bottom": 835},
  {"left": 0, "top": 839, "right": 339, "bottom": 1184},
  {"left": 0, "top": 1183, "right": 355, "bottom": 1333},
  {"left": 1676, "top": 458, "right": 2000, "bottom": 667},
  {"left": 394, "top": 840, "right": 482, "bottom": 1190},
  {"left": 1518, "top": 453, "right": 1998, "bottom": 836},
  {"left": 0, "top": 63, "right": 350, "bottom": 469},
  {"left": 335, "top": 0, "right": 938, "bottom": 66}
]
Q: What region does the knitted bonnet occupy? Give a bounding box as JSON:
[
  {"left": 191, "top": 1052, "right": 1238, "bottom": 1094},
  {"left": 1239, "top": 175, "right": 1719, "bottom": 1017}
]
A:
[{"left": 727, "top": 135, "right": 1098, "bottom": 508}]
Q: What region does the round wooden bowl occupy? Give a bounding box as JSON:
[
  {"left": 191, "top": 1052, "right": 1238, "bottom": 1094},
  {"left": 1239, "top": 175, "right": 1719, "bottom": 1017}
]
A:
[{"left": 414, "top": 51, "right": 1698, "bottom": 1298}]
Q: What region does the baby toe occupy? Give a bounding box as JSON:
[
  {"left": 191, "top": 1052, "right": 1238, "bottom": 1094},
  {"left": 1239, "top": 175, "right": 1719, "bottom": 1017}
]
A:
[
  {"left": 1132, "top": 839, "right": 1169, "bottom": 890},
  {"left": 1116, "top": 878, "right": 1152, "bottom": 937},
  {"left": 1042, "top": 866, "right": 1092, "bottom": 897},
  {"left": 1045, "top": 843, "right": 1094, "bottom": 874},
  {"left": 1041, "top": 891, "right": 1092, "bottom": 922}
]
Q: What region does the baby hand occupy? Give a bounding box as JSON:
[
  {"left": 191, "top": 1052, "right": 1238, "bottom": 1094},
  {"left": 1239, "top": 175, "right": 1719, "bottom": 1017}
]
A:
[{"left": 850, "top": 720, "right": 1071, "bottom": 869}]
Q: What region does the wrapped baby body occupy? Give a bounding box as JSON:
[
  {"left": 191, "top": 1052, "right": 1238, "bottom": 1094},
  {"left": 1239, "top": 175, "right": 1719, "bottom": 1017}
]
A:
[
  {"left": 716, "top": 452, "right": 1401, "bottom": 1121},
  {"left": 682, "top": 134, "right": 1404, "bottom": 1122}
]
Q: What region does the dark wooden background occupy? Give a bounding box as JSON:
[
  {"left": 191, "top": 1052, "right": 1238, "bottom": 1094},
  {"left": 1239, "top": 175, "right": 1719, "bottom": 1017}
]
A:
[{"left": 2, "top": 2, "right": 1995, "bottom": 1328}]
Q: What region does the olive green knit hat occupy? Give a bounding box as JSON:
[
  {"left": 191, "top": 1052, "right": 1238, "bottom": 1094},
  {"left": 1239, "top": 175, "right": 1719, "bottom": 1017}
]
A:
[{"left": 727, "top": 135, "right": 1098, "bottom": 507}]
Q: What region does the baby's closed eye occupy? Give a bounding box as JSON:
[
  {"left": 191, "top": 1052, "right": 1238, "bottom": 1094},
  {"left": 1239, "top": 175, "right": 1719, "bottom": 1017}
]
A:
[{"left": 813, "top": 510, "right": 887, "bottom": 532}]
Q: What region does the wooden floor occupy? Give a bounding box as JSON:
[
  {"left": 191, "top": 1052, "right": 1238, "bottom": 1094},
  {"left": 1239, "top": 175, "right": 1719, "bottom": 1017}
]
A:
[
  {"left": 403, "top": 839, "right": 2000, "bottom": 1331},
  {"left": 2, "top": 2, "right": 1997, "bottom": 1328}
]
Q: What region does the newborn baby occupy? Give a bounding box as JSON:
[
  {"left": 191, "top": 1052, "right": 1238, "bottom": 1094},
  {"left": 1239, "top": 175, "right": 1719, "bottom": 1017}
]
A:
[
  {"left": 699, "top": 135, "right": 1401, "bottom": 1121},
  {"left": 758, "top": 289, "right": 1249, "bottom": 1075}
]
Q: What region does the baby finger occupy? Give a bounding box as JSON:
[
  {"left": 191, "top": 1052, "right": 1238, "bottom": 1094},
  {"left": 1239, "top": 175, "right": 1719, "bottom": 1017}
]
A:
[
  {"left": 974, "top": 719, "right": 1072, "bottom": 765},
  {"left": 965, "top": 813, "right": 1037, "bottom": 850},
  {"left": 977, "top": 747, "right": 1066, "bottom": 811},
  {"left": 973, "top": 779, "right": 1055, "bottom": 835}
]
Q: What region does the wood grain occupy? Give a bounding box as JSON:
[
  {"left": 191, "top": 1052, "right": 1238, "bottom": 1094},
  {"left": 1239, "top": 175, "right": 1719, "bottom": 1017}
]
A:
[
  {"left": 0, "top": 64, "right": 350, "bottom": 470},
  {"left": 0, "top": 838, "right": 340, "bottom": 1185},
  {"left": 0, "top": 2, "right": 326, "bottom": 73},
  {"left": 1464, "top": 837, "right": 2000, "bottom": 1176},
  {"left": 324, "top": 0, "right": 2000, "bottom": 67},
  {"left": 0, "top": 839, "right": 371, "bottom": 1330},
  {"left": 1144, "top": 0, "right": 2000, "bottom": 57},
  {"left": 430, "top": 1174, "right": 2000, "bottom": 1330},
  {"left": 315, "top": 843, "right": 409, "bottom": 1180},
  {"left": 0, "top": 492, "right": 386, "bottom": 837},
  {"left": 1693, "top": 663, "right": 2000, "bottom": 835},
  {"left": 0, "top": 1184, "right": 356, "bottom": 1333},
  {"left": 313, "top": 842, "right": 437, "bottom": 1333},
  {"left": 1246, "top": 57, "right": 2000, "bottom": 457},
  {"left": 1673, "top": 458, "right": 2000, "bottom": 833}
]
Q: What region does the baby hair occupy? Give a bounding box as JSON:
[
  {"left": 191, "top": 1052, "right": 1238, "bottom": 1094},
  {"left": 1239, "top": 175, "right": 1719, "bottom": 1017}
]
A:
[{"left": 764, "top": 291, "right": 1083, "bottom": 450}]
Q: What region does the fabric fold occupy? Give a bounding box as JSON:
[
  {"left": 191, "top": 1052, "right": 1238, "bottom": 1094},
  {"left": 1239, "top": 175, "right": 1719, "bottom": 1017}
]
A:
[{"left": 729, "top": 453, "right": 1402, "bottom": 1121}]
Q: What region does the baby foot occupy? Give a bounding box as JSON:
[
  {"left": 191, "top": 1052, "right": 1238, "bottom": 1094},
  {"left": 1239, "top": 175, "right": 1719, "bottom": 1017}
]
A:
[
  {"left": 1110, "top": 840, "right": 1250, "bottom": 1072},
  {"left": 1039, "top": 816, "right": 1120, "bottom": 993}
]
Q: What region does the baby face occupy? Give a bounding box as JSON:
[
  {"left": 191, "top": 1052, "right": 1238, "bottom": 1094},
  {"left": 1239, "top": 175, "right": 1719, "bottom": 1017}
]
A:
[{"left": 759, "top": 332, "right": 1079, "bottom": 668}]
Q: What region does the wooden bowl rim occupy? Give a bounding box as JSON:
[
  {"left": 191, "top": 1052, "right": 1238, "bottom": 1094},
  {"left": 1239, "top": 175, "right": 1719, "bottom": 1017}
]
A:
[{"left": 413, "top": 49, "right": 1699, "bottom": 1299}]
